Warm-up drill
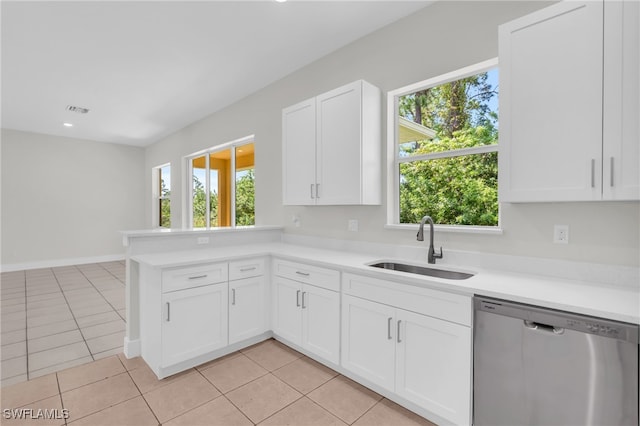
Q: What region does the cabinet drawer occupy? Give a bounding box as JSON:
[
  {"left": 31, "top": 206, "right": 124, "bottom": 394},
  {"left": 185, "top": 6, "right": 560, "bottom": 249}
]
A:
[
  {"left": 273, "top": 258, "right": 340, "bottom": 292},
  {"left": 229, "top": 258, "right": 266, "bottom": 281},
  {"left": 162, "top": 262, "right": 228, "bottom": 293},
  {"left": 343, "top": 273, "right": 471, "bottom": 326}
]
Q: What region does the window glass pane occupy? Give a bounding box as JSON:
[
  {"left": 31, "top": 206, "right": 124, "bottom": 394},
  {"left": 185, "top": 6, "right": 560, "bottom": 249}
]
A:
[
  {"left": 398, "top": 68, "right": 499, "bottom": 157},
  {"left": 399, "top": 152, "right": 498, "bottom": 226},
  {"left": 192, "top": 156, "right": 207, "bottom": 228},
  {"left": 158, "top": 165, "right": 171, "bottom": 228},
  {"left": 235, "top": 143, "right": 255, "bottom": 226},
  {"left": 210, "top": 149, "right": 232, "bottom": 227}
]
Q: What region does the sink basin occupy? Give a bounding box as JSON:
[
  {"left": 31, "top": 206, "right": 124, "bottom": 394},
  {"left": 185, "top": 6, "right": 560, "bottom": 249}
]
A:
[{"left": 369, "top": 262, "right": 474, "bottom": 280}]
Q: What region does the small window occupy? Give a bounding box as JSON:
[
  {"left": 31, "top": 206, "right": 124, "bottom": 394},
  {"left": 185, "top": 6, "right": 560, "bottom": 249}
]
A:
[
  {"left": 188, "top": 137, "right": 255, "bottom": 228},
  {"left": 390, "top": 59, "right": 499, "bottom": 228},
  {"left": 153, "top": 164, "right": 171, "bottom": 228}
]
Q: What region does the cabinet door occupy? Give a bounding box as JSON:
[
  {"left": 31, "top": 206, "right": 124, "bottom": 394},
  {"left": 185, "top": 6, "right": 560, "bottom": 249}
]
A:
[
  {"left": 499, "top": 1, "right": 604, "bottom": 202},
  {"left": 603, "top": 0, "right": 640, "bottom": 200},
  {"left": 301, "top": 284, "right": 340, "bottom": 364},
  {"left": 271, "top": 276, "right": 302, "bottom": 345},
  {"left": 229, "top": 276, "right": 266, "bottom": 345},
  {"left": 395, "top": 309, "right": 471, "bottom": 426},
  {"left": 282, "top": 98, "right": 317, "bottom": 205},
  {"left": 316, "top": 81, "right": 363, "bottom": 205},
  {"left": 161, "top": 283, "right": 228, "bottom": 367},
  {"left": 341, "top": 294, "right": 396, "bottom": 391}
]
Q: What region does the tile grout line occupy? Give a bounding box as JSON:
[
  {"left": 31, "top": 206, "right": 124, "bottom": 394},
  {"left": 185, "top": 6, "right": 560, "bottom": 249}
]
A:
[
  {"left": 116, "top": 356, "right": 162, "bottom": 426},
  {"left": 76, "top": 266, "right": 126, "bottom": 324},
  {"left": 49, "top": 267, "right": 96, "bottom": 365},
  {"left": 193, "top": 367, "right": 257, "bottom": 425},
  {"left": 54, "top": 372, "right": 68, "bottom": 426}
]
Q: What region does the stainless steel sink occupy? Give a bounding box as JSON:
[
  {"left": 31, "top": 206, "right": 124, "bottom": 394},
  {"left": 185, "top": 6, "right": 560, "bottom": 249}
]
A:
[{"left": 369, "top": 262, "right": 474, "bottom": 280}]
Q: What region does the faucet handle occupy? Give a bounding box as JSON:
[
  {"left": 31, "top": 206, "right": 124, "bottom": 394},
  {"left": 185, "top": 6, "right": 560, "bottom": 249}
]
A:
[{"left": 434, "top": 246, "right": 443, "bottom": 259}]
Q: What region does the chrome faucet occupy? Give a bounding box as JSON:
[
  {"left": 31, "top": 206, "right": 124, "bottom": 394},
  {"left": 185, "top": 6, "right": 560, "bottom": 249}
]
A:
[{"left": 417, "top": 215, "right": 443, "bottom": 264}]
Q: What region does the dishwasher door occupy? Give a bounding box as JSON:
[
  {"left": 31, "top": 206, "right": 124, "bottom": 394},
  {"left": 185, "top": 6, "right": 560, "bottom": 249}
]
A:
[{"left": 473, "top": 297, "right": 638, "bottom": 426}]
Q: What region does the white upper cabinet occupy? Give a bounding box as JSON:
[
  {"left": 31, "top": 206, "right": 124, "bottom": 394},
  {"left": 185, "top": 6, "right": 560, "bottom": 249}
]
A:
[
  {"left": 282, "top": 98, "right": 316, "bottom": 205},
  {"left": 282, "top": 80, "right": 381, "bottom": 205},
  {"left": 499, "top": 1, "right": 639, "bottom": 202},
  {"left": 603, "top": 1, "right": 640, "bottom": 200}
]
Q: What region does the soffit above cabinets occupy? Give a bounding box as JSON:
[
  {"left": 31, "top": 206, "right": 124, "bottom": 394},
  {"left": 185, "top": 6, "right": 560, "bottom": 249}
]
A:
[{"left": 1, "top": 1, "right": 431, "bottom": 147}]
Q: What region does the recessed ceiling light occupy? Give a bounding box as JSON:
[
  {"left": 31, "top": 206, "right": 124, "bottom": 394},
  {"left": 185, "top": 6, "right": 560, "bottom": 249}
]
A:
[
  {"left": 275, "top": 0, "right": 287, "bottom": 3},
  {"left": 63, "top": 122, "right": 73, "bottom": 127}
]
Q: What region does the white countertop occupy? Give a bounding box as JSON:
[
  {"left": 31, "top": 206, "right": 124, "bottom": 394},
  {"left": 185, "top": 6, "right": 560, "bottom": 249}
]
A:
[{"left": 131, "top": 242, "right": 640, "bottom": 325}]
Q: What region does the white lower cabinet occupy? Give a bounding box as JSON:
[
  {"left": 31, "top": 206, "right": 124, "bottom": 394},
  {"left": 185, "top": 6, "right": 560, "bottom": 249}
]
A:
[
  {"left": 272, "top": 276, "right": 340, "bottom": 364},
  {"left": 229, "top": 275, "right": 266, "bottom": 345},
  {"left": 161, "top": 283, "right": 228, "bottom": 367},
  {"left": 271, "top": 259, "right": 340, "bottom": 365},
  {"left": 342, "top": 289, "right": 471, "bottom": 425}
]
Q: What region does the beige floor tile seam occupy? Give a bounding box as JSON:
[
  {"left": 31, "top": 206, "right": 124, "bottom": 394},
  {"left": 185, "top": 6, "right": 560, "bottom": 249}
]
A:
[
  {"left": 118, "top": 357, "right": 162, "bottom": 426},
  {"left": 54, "top": 364, "right": 143, "bottom": 423},
  {"left": 345, "top": 395, "right": 386, "bottom": 426},
  {"left": 212, "top": 372, "right": 304, "bottom": 426},
  {"left": 0, "top": 275, "right": 27, "bottom": 384},
  {"left": 154, "top": 369, "right": 246, "bottom": 426},
  {"left": 26, "top": 268, "right": 95, "bottom": 379},
  {"left": 74, "top": 266, "right": 126, "bottom": 323},
  {"left": 53, "top": 371, "right": 70, "bottom": 426}
]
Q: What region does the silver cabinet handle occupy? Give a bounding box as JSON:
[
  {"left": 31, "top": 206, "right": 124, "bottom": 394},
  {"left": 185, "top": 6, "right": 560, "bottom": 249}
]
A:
[
  {"left": 310, "top": 184, "right": 315, "bottom": 199},
  {"left": 397, "top": 320, "right": 402, "bottom": 343},
  {"left": 188, "top": 274, "right": 207, "bottom": 280},
  {"left": 610, "top": 157, "right": 614, "bottom": 187},
  {"left": 296, "top": 290, "right": 301, "bottom": 307},
  {"left": 387, "top": 317, "right": 393, "bottom": 340},
  {"left": 316, "top": 183, "right": 320, "bottom": 198},
  {"left": 239, "top": 267, "right": 256, "bottom": 272},
  {"left": 301, "top": 292, "right": 306, "bottom": 309},
  {"left": 591, "top": 159, "right": 596, "bottom": 188},
  {"left": 165, "top": 302, "right": 170, "bottom": 322},
  {"left": 231, "top": 288, "right": 236, "bottom": 305},
  {"left": 295, "top": 271, "right": 310, "bottom": 277}
]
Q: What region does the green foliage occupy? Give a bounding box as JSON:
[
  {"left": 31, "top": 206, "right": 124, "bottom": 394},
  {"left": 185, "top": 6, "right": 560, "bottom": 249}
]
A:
[
  {"left": 160, "top": 178, "right": 170, "bottom": 228},
  {"left": 398, "top": 71, "right": 499, "bottom": 226},
  {"left": 192, "top": 174, "right": 218, "bottom": 228},
  {"left": 235, "top": 170, "right": 255, "bottom": 226}
]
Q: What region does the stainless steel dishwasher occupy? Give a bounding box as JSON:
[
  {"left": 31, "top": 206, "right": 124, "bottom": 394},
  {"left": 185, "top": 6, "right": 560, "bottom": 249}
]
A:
[{"left": 474, "top": 296, "right": 638, "bottom": 426}]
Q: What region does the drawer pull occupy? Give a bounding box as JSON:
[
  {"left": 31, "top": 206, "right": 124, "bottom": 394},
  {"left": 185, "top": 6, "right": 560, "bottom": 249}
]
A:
[
  {"left": 387, "top": 317, "right": 393, "bottom": 340},
  {"left": 240, "top": 267, "right": 257, "bottom": 272},
  {"left": 166, "top": 302, "right": 170, "bottom": 322},
  {"left": 231, "top": 288, "right": 236, "bottom": 305},
  {"left": 301, "top": 292, "right": 307, "bottom": 309},
  {"left": 296, "top": 290, "right": 301, "bottom": 307},
  {"left": 188, "top": 274, "right": 208, "bottom": 280},
  {"left": 295, "top": 271, "right": 310, "bottom": 277},
  {"left": 397, "top": 320, "right": 402, "bottom": 343}
]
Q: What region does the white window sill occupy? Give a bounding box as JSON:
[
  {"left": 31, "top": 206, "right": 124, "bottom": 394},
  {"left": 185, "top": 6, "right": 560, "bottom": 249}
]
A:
[{"left": 384, "top": 223, "right": 503, "bottom": 235}]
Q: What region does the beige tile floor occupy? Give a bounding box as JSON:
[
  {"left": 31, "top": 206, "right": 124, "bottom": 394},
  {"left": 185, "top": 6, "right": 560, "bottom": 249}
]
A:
[
  {"left": 1, "top": 262, "right": 127, "bottom": 386},
  {"left": 0, "top": 339, "right": 437, "bottom": 425},
  {"left": 2, "top": 263, "right": 437, "bottom": 425}
]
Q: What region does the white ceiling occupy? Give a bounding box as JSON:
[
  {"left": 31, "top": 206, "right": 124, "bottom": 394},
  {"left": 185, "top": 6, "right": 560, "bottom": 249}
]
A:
[{"left": 1, "top": 1, "right": 430, "bottom": 147}]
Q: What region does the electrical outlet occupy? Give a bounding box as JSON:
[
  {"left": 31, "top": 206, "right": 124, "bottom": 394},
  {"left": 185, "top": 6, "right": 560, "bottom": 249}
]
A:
[
  {"left": 197, "top": 237, "right": 209, "bottom": 245},
  {"left": 348, "top": 219, "right": 358, "bottom": 232},
  {"left": 292, "top": 215, "right": 301, "bottom": 227},
  {"left": 553, "top": 225, "right": 569, "bottom": 244}
]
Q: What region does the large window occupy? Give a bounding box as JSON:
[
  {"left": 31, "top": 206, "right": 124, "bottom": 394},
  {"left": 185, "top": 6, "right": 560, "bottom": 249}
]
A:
[
  {"left": 153, "top": 163, "right": 171, "bottom": 228},
  {"left": 188, "top": 137, "right": 255, "bottom": 228},
  {"left": 389, "top": 59, "right": 499, "bottom": 229}
]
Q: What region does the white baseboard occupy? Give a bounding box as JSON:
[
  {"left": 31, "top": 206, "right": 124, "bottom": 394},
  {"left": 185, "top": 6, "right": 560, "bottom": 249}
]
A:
[
  {"left": 1, "top": 254, "right": 125, "bottom": 272},
  {"left": 124, "top": 337, "right": 141, "bottom": 358}
]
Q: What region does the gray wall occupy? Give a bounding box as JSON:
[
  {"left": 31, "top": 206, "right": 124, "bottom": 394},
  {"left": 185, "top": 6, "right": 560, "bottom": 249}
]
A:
[
  {"left": 1, "top": 129, "right": 146, "bottom": 268},
  {"left": 142, "top": 1, "right": 638, "bottom": 267}
]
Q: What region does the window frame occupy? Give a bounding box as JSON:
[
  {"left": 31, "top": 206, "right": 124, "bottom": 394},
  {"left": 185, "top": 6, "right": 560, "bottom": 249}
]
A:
[
  {"left": 185, "top": 134, "right": 255, "bottom": 229},
  {"left": 152, "top": 163, "right": 171, "bottom": 228},
  {"left": 386, "top": 58, "right": 502, "bottom": 234}
]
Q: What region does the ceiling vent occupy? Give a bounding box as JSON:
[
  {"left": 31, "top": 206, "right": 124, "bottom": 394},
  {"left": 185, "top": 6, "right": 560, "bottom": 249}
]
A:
[{"left": 66, "top": 105, "right": 90, "bottom": 114}]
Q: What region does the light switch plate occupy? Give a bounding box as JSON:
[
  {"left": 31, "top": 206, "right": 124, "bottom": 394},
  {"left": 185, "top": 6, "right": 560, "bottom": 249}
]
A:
[
  {"left": 348, "top": 219, "right": 359, "bottom": 232},
  {"left": 197, "top": 237, "right": 209, "bottom": 244}
]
